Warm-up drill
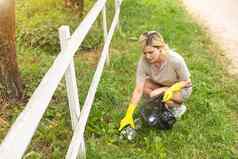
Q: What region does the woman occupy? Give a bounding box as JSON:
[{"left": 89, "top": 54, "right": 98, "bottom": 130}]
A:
[{"left": 119, "top": 31, "right": 192, "bottom": 131}]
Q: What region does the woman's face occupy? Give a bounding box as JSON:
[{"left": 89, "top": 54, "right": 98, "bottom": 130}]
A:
[{"left": 143, "top": 46, "right": 162, "bottom": 64}]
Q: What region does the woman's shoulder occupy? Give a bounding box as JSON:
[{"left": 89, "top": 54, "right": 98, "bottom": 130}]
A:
[
  {"left": 138, "top": 55, "right": 150, "bottom": 66},
  {"left": 137, "top": 56, "right": 151, "bottom": 71},
  {"left": 167, "top": 50, "right": 185, "bottom": 64}
]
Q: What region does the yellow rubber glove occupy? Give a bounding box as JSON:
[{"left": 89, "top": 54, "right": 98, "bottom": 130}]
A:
[
  {"left": 119, "top": 103, "right": 136, "bottom": 131},
  {"left": 163, "top": 83, "right": 183, "bottom": 102}
]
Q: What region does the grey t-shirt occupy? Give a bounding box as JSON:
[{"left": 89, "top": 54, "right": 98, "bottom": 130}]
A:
[{"left": 136, "top": 50, "right": 191, "bottom": 86}]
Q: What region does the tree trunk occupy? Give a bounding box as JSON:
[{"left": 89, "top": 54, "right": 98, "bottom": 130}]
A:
[
  {"left": 0, "top": 0, "right": 23, "bottom": 103},
  {"left": 78, "top": 0, "right": 84, "bottom": 16},
  {"left": 64, "top": 0, "right": 72, "bottom": 7},
  {"left": 64, "top": 0, "right": 84, "bottom": 16}
]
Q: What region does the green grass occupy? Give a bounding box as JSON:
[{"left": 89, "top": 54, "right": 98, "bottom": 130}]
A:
[{"left": 1, "top": 0, "right": 238, "bottom": 158}]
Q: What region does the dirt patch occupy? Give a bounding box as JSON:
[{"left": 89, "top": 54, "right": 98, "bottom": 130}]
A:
[
  {"left": 182, "top": 0, "right": 238, "bottom": 76},
  {"left": 75, "top": 48, "right": 101, "bottom": 66}
]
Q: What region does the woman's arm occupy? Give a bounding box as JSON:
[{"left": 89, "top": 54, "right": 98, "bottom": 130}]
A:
[
  {"left": 118, "top": 82, "right": 145, "bottom": 130},
  {"left": 177, "top": 78, "right": 192, "bottom": 88},
  {"left": 150, "top": 87, "right": 168, "bottom": 98},
  {"left": 150, "top": 79, "right": 192, "bottom": 98},
  {"left": 130, "top": 82, "right": 145, "bottom": 106}
]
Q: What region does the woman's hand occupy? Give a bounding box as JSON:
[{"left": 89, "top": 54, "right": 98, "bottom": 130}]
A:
[
  {"left": 180, "top": 79, "right": 192, "bottom": 88},
  {"left": 119, "top": 104, "right": 136, "bottom": 131},
  {"left": 163, "top": 83, "right": 183, "bottom": 102},
  {"left": 119, "top": 83, "right": 144, "bottom": 131},
  {"left": 162, "top": 79, "right": 192, "bottom": 102}
]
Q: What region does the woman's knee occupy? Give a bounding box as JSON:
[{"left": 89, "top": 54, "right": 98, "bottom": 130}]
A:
[
  {"left": 172, "top": 92, "right": 184, "bottom": 103},
  {"left": 143, "top": 79, "right": 159, "bottom": 96},
  {"left": 165, "top": 100, "right": 181, "bottom": 108},
  {"left": 143, "top": 79, "right": 150, "bottom": 95},
  {"left": 143, "top": 86, "right": 151, "bottom": 97}
]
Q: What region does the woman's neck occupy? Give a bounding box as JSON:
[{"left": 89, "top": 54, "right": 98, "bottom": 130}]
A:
[
  {"left": 153, "top": 53, "right": 167, "bottom": 69},
  {"left": 156, "top": 53, "right": 167, "bottom": 64}
]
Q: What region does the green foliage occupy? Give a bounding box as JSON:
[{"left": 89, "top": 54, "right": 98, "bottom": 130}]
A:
[
  {"left": 16, "top": 0, "right": 109, "bottom": 55},
  {"left": 16, "top": 0, "right": 64, "bottom": 54}
]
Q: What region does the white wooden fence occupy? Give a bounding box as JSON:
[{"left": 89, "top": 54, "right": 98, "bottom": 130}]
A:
[{"left": 0, "top": 0, "right": 122, "bottom": 158}]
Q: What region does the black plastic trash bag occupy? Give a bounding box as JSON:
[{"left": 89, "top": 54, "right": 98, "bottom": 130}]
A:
[{"left": 140, "top": 95, "right": 176, "bottom": 130}]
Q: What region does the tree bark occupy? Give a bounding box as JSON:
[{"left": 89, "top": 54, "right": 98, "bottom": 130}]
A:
[
  {"left": 64, "top": 0, "right": 84, "bottom": 16},
  {"left": 0, "top": 0, "right": 23, "bottom": 103},
  {"left": 78, "top": 0, "right": 84, "bottom": 16},
  {"left": 64, "top": 0, "right": 72, "bottom": 7}
]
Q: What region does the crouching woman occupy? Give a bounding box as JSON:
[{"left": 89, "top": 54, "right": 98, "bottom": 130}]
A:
[{"left": 119, "top": 31, "right": 192, "bottom": 131}]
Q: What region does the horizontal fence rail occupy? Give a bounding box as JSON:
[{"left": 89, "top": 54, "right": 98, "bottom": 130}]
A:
[{"left": 0, "top": 0, "right": 123, "bottom": 158}]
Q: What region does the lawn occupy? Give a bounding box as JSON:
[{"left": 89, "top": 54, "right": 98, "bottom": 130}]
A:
[{"left": 0, "top": 0, "right": 238, "bottom": 158}]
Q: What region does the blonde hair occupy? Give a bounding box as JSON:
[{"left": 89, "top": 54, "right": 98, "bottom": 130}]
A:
[{"left": 139, "top": 31, "right": 169, "bottom": 56}]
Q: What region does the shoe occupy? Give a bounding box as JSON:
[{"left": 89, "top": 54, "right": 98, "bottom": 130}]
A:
[{"left": 171, "top": 104, "right": 187, "bottom": 119}]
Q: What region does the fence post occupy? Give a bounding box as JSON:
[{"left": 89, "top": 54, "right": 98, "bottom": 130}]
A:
[
  {"left": 79, "top": 135, "right": 86, "bottom": 159},
  {"left": 59, "top": 26, "right": 81, "bottom": 131},
  {"left": 59, "top": 26, "right": 86, "bottom": 159},
  {"left": 102, "top": 4, "right": 109, "bottom": 65}
]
